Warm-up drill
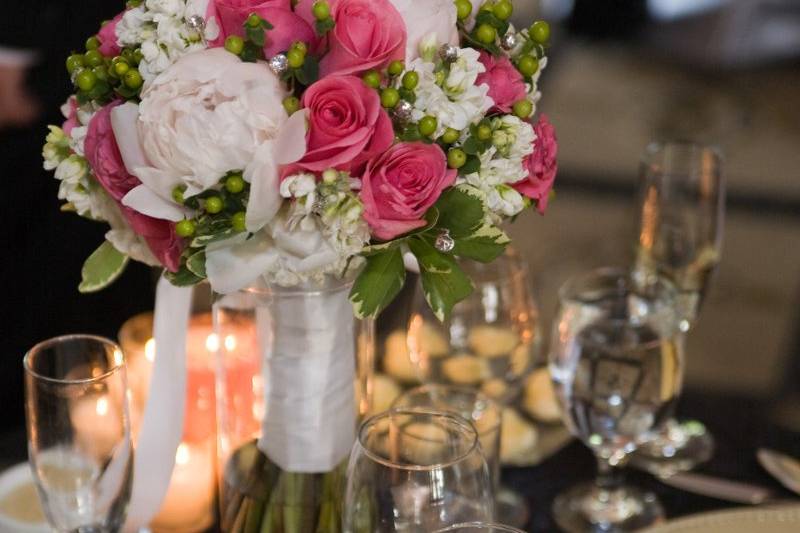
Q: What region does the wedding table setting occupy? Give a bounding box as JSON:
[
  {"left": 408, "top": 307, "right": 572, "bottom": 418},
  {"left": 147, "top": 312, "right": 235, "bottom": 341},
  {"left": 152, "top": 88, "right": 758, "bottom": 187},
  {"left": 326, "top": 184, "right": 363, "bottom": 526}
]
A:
[{"left": 4, "top": 0, "right": 799, "bottom": 531}]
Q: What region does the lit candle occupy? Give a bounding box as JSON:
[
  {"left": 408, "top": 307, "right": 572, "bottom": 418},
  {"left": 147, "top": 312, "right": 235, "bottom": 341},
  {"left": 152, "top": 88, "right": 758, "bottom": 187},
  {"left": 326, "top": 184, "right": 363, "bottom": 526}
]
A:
[{"left": 152, "top": 440, "right": 216, "bottom": 532}]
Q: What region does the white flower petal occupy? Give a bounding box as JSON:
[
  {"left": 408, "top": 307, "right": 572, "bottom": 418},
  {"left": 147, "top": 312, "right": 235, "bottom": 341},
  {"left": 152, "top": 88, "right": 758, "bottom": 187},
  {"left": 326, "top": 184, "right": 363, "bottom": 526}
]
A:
[
  {"left": 205, "top": 232, "right": 279, "bottom": 294},
  {"left": 274, "top": 109, "right": 308, "bottom": 165},
  {"left": 244, "top": 142, "right": 281, "bottom": 233},
  {"left": 121, "top": 185, "right": 188, "bottom": 221},
  {"left": 110, "top": 102, "right": 150, "bottom": 177}
]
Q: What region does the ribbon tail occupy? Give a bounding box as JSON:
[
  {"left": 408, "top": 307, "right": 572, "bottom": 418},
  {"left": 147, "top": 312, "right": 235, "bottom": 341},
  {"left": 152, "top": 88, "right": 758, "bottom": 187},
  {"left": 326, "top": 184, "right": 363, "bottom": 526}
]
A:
[{"left": 123, "top": 275, "right": 193, "bottom": 532}]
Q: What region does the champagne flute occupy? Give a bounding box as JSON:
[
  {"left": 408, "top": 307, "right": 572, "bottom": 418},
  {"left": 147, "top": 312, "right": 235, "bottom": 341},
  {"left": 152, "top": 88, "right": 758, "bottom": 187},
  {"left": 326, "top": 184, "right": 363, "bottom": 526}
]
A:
[
  {"left": 549, "top": 268, "right": 684, "bottom": 532},
  {"left": 343, "top": 408, "right": 494, "bottom": 532},
  {"left": 632, "top": 141, "right": 725, "bottom": 475},
  {"left": 24, "top": 335, "right": 133, "bottom": 533}
]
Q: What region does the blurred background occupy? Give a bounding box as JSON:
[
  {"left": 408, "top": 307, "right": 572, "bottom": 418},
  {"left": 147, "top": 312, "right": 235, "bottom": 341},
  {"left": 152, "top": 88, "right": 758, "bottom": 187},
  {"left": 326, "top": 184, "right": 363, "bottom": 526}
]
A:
[{"left": 2, "top": 0, "right": 799, "bottom": 436}]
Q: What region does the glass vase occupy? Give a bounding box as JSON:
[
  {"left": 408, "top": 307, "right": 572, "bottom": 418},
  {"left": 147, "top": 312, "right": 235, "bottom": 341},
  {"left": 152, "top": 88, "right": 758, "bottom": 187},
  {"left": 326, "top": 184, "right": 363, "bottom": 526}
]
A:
[{"left": 213, "top": 276, "right": 374, "bottom": 533}]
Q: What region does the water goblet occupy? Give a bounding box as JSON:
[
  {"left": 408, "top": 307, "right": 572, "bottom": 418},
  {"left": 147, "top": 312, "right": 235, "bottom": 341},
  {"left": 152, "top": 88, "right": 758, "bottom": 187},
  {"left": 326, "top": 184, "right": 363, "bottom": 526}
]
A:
[
  {"left": 549, "top": 268, "right": 684, "bottom": 531},
  {"left": 632, "top": 141, "right": 725, "bottom": 475},
  {"left": 343, "top": 408, "right": 494, "bottom": 532},
  {"left": 24, "top": 335, "right": 133, "bottom": 533}
]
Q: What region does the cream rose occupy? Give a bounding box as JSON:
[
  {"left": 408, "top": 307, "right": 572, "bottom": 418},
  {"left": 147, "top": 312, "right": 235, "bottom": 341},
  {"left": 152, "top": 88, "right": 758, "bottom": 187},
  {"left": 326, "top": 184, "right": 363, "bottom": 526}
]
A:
[
  {"left": 111, "top": 47, "right": 306, "bottom": 232},
  {"left": 389, "top": 0, "right": 459, "bottom": 61}
]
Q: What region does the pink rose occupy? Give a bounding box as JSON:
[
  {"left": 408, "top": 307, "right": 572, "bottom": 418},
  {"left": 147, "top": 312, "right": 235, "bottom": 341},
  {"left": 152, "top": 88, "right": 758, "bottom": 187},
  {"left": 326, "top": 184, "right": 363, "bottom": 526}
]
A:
[
  {"left": 476, "top": 51, "right": 527, "bottom": 113},
  {"left": 85, "top": 102, "right": 183, "bottom": 271},
  {"left": 97, "top": 12, "right": 123, "bottom": 57},
  {"left": 207, "top": 0, "right": 317, "bottom": 58},
  {"left": 318, "top": 0, "right": 406, "bottom": 78},
  {"left": 360, "top": 142, "right": 456, "bottom": 240},
  {"left": 513, "top": 115, "right": 558, "bottom": 214},
  {"left": 292, "top": 75, "right": 393, "bottom": 172},
  {"left": 62, "top": 97, "right": 79, "bottom": 137}
]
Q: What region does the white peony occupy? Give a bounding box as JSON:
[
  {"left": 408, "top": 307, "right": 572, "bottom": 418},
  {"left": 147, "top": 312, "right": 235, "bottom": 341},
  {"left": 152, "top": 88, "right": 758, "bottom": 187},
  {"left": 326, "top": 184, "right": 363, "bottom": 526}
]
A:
[
  {"left": 389, "top": 0, "right": 460, "bottom": 62},
  {"left": 111, "top": 48, "right": 307, "bottom": 233}
]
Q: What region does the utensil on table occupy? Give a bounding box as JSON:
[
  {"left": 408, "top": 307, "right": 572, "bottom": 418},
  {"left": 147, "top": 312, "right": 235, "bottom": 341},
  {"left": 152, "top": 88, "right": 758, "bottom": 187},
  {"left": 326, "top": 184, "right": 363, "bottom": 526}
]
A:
[
  {"left": 660, "top": 471, "right": 783, "bottom": 505},
  {"left": 757, "top": 448, "right": 800, "bottom": 496}
]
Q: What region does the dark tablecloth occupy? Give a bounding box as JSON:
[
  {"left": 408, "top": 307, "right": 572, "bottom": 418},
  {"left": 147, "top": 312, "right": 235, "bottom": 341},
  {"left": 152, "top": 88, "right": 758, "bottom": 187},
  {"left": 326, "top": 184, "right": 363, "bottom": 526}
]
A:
[{"left": 5, "top": 390, "right": 798, "bottom": 532}]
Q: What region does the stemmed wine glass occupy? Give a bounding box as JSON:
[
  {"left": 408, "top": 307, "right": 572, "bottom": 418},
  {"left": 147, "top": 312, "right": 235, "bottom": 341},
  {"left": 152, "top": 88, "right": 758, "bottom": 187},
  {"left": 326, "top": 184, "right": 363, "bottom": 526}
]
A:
[
  {"left": 549, "top": 268, "right": 684, "bottom": 531},
  {"left": 631, "top": 141, "right": 725, "bottom": 476},
  {"left": 343, "top": 408, "right": 494, "bottom": 532},
  {"left": 434, "top": 523, "right": 525, "bottom": 532},
  {"left": 24, "top": 335, "right": 133, "bottom": 533}
]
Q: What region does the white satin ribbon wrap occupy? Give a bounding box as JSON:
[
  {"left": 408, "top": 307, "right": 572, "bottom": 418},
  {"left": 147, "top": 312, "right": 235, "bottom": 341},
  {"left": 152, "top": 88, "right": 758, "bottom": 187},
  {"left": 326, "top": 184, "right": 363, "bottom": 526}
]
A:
[
  {"left": 256, "top": 286, "right": 357, "bottom": 472},
  {"left": 123, "top": 276, "right": 193, "bottom": 533}
]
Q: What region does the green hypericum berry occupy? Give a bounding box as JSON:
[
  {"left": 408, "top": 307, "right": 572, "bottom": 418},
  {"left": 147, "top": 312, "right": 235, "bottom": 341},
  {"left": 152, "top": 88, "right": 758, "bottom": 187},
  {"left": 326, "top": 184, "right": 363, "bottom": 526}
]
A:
[
  {"left": 66, "top": 54, "right": 85, "bottom": 74},
  {"left": 231, "top": 211, "right": 247, "bottom": 232},
  {"left": 225, "top": 174, "right": 245, "bottom": 194},
  {"left": 448, "top": 148, "right": 467, "bottom": 169},
  {"left": 312, "top": 1, "right": 330, "bottom": 20},
  {"left": 282, "top": 96, "right": 300, "bottom": 115},
  {"left": 434, "top": 70, "right": 446, "bottom": 86},
  {"left": 113, "top": 61, "right": 130, "bottom": 77},
  {"left": 530, "top": 20, "right": 551, "bottom": 44},
  {"left": 402, "top": 71, "right": 419, "bottom": 90},
  {"left": 441, "top": 128, "right": 460, "bottom": 144},
  {"left": 493, "top": 0, "right": 513, "bottom": 21},
  {"left": 387, "top": 60, "right": 404, "bottom": 76},
  {"left": 171, "top": 186, "right": 185, "bottom": 204},
  {"left": 292, "top": 41, "right": 308, "bottom": 54},
  {"left": 75, "top": 69, "right": 97, "bottom": 91},
  {"left": 517, "top": 55, "right": 539, "bottom": 77},
  {"left": 455, "top": 0, "right": 472, "bottom": 20},
  {"left": 475, "top": 24, "right": 497, "bottom": 45},
  {"left": 85, "top": 36, "right": 101, "bottom": 51},
  {"left": 418, "top": 116, "right": 438, "bottom": 137},
  {"left": 362, "top": 70, "right": 381, "bottom": 88},
  {"left": 123, "top": 69, "right": 143, "bottom": 89},
  {"left": 132, "top": 48, "right": 143, "bottom": 65},
  {"left": 175, "top": 219, "right": 196, "bottom": 238},
  {"left": 286, "top": 48, "right": 305, "bottom": 68},
  {"left": 205, "top": 196, "right": 224, "bottom": 214},
  {"left": 380, "top": 88, "right": 400, "bottom": 108},
  {"left": 84, "top": 50, "right": 104, "bottom": 68},
  {"left": 224, "top": 35, "right": 244, "bottom": 55},
  {"left": 476, "top": 123, "right": 492, "bottom": 141},
  {"left": 513, "top": 99, "right": 533, "bottom": 118},
  {"left": 246, "top": 13, "right": 262, "bottom": 27},
  {"left": 92, "top": 66, "right": 109, "bottom": 81}
]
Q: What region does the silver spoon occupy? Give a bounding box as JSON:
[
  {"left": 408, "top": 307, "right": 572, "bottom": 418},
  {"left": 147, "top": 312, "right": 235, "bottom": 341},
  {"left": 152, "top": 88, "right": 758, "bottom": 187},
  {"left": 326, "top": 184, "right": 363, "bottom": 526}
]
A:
[{"left": 757, "top": 448, "right": 800, "bottom": 496}]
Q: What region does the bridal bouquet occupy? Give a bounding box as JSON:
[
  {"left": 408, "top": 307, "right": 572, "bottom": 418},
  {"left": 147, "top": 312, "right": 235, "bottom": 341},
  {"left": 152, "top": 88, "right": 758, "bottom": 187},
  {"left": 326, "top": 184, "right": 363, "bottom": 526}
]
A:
[{"left": 43, "top": 0, "right": 557, "bottom": 321}]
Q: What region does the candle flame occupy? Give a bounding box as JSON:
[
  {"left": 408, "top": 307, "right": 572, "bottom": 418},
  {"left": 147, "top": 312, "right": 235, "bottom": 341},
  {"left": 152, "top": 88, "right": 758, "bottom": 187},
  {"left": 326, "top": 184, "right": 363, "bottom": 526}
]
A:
[
  {"left": 175, "top": 443, "right": 190, "bottom": 465},
  {"left": 145, "top": 339, "right": 156, "bottom": 363},
  {"left": 96, "top": 397, "right": 109, "bottom": 416},
  {"left": 205, "top": 334, "right": 220, "bottom": 352},
  {"left": 224, "top": 335, "right": 237, "bottom": 351}
]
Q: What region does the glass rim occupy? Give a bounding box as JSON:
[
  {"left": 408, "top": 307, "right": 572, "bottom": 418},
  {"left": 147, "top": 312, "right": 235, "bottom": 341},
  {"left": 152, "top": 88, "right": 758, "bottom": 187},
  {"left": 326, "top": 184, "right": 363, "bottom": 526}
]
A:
[
  {"left": 642, "top": 140, "right": 725, "bottom": 166},
  {"left": 23, "top": 334, "right": 125, "bottom": 385},
  {"left": 224, "top": 273, "right": 357, "bottom": 298},
  {"left": 357, "top": 407, "right": 482, "bottom": 472},
  {"left": 434, "top": 522, "right": 526, "bottom": 532},
  {"left": 391, "top": 384, "right": 502, "bottom": 436},
  {"left": 461, "top": 248, "right": 530, "bottom": 289}
]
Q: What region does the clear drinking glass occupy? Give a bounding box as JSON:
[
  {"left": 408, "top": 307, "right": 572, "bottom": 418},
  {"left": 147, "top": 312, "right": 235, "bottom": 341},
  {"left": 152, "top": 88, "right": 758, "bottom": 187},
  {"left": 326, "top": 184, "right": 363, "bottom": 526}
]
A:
[
  {"left": 24, "top": 335, "right": 133, "bottom": 533},
  {"left": 343, "top": 408, "right": 494, "bottom": 532},
  {"left": 549, "top": 268, "right": 684, "bottom": 532},
  {"left": 632, "top": 141, "right": 725, "bottom": 475},
  {"left": 434, "top": 523, "right": 525, "bottom": 532}
]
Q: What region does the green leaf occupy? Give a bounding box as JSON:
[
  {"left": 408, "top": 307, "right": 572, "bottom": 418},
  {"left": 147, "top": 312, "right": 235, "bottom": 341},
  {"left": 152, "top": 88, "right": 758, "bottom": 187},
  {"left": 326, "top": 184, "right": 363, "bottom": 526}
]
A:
[
  {"left": 349, "top": 248, "right": 406, "bottom": 319},
  {"left": 79, "top": 241, "right": 129, "bottom": 293},
  {"left": 461, "top": 154, "right": 481, "bottom": 175},
  {"left": 163, "top": 266, "right": 204, "bottom": 287},
  {"left": 191, "top": 228, "right": 237, "bottom": 248},
  {"left": 408, "top": 238, "right": 473, "bottom": 321},
  {"left": 398, "top": 124, "right": 422, "bottom": 142},
  {"left": 246, "top": 26, "right": 265, "bottom": 47},
  {"left": 452, "top": 224, "right": 510, "bottom": 263},
  {"left": 315, "top": 18, "right": 335, "bottom": 35},
  {"left": 434, "top": 186, "right": 485, "bottom": 238},
  {"left": 186, "top": 250, "right": 207, "bottom": 278},
  {"left": 361, "top": 239, "right": 401, "bottom": 257},
  {"left": 398, "top": 87, "right": 417, "bottom": 104},
  {"left": 294, "top": 55, "right": 320, "bottom": 86}
]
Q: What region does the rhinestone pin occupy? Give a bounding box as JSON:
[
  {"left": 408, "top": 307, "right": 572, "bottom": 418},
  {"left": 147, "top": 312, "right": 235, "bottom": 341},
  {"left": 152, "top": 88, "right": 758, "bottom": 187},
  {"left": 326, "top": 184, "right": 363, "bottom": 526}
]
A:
[
  {"left": 186, "top": 14, "right": 206, "bottom": 34},
  {"left": 438, "top": 44, "right": 459, "bottom": 63},
  {"left": 434, "top": 230, "right": 455, "bottom": 253},
  {"left": 393, "top": 100, "right": 414, "bottom": 123},
  {"left": 269, "top": 54, "right": 289, "bottom": 75},
  {"left": 500, "top": 33, "right": 518, "bottom": 51}
]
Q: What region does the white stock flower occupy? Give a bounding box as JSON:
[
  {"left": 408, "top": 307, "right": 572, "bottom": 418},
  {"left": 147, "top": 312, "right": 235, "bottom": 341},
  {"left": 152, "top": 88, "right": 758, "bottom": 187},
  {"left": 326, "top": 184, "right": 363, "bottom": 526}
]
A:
[
  {"left": 111, "top": 48, "right": 306, "bottom": 234},
  {"left": 145, "top": 0, "right": 184, "bottom": 17},
  {"left": 389, "top": 0, "right": 459, "bottom": 62},
  {"left": 117, "top": 6, "right": 154, "bottom": 46},
  {"left": 43, "top": 126, "right": 69, "bottom": 170},
  {"left": 53, "top": 155, "right": 118, "bottom": 221},
  {"left": 443, "top": 47, "right": 484, "bottom": 98},
  {"left": 485, "top": 184, "right": 526, "bottom": 218},
  {"left": 106, "top": 226, "right": 161, "bottom": 266},
  {"left": 491, "top": 115, "right": 535, "bottom": 160}
]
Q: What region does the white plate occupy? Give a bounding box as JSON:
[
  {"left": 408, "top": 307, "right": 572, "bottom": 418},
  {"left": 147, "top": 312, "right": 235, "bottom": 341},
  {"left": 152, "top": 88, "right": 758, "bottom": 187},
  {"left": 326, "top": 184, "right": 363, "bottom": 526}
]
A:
[
  {"left": 0, "top": 462, "right": 49, "bottom": 533},
  {"left": 641, "top": 504, "right": 800, "bottom": 533}
]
